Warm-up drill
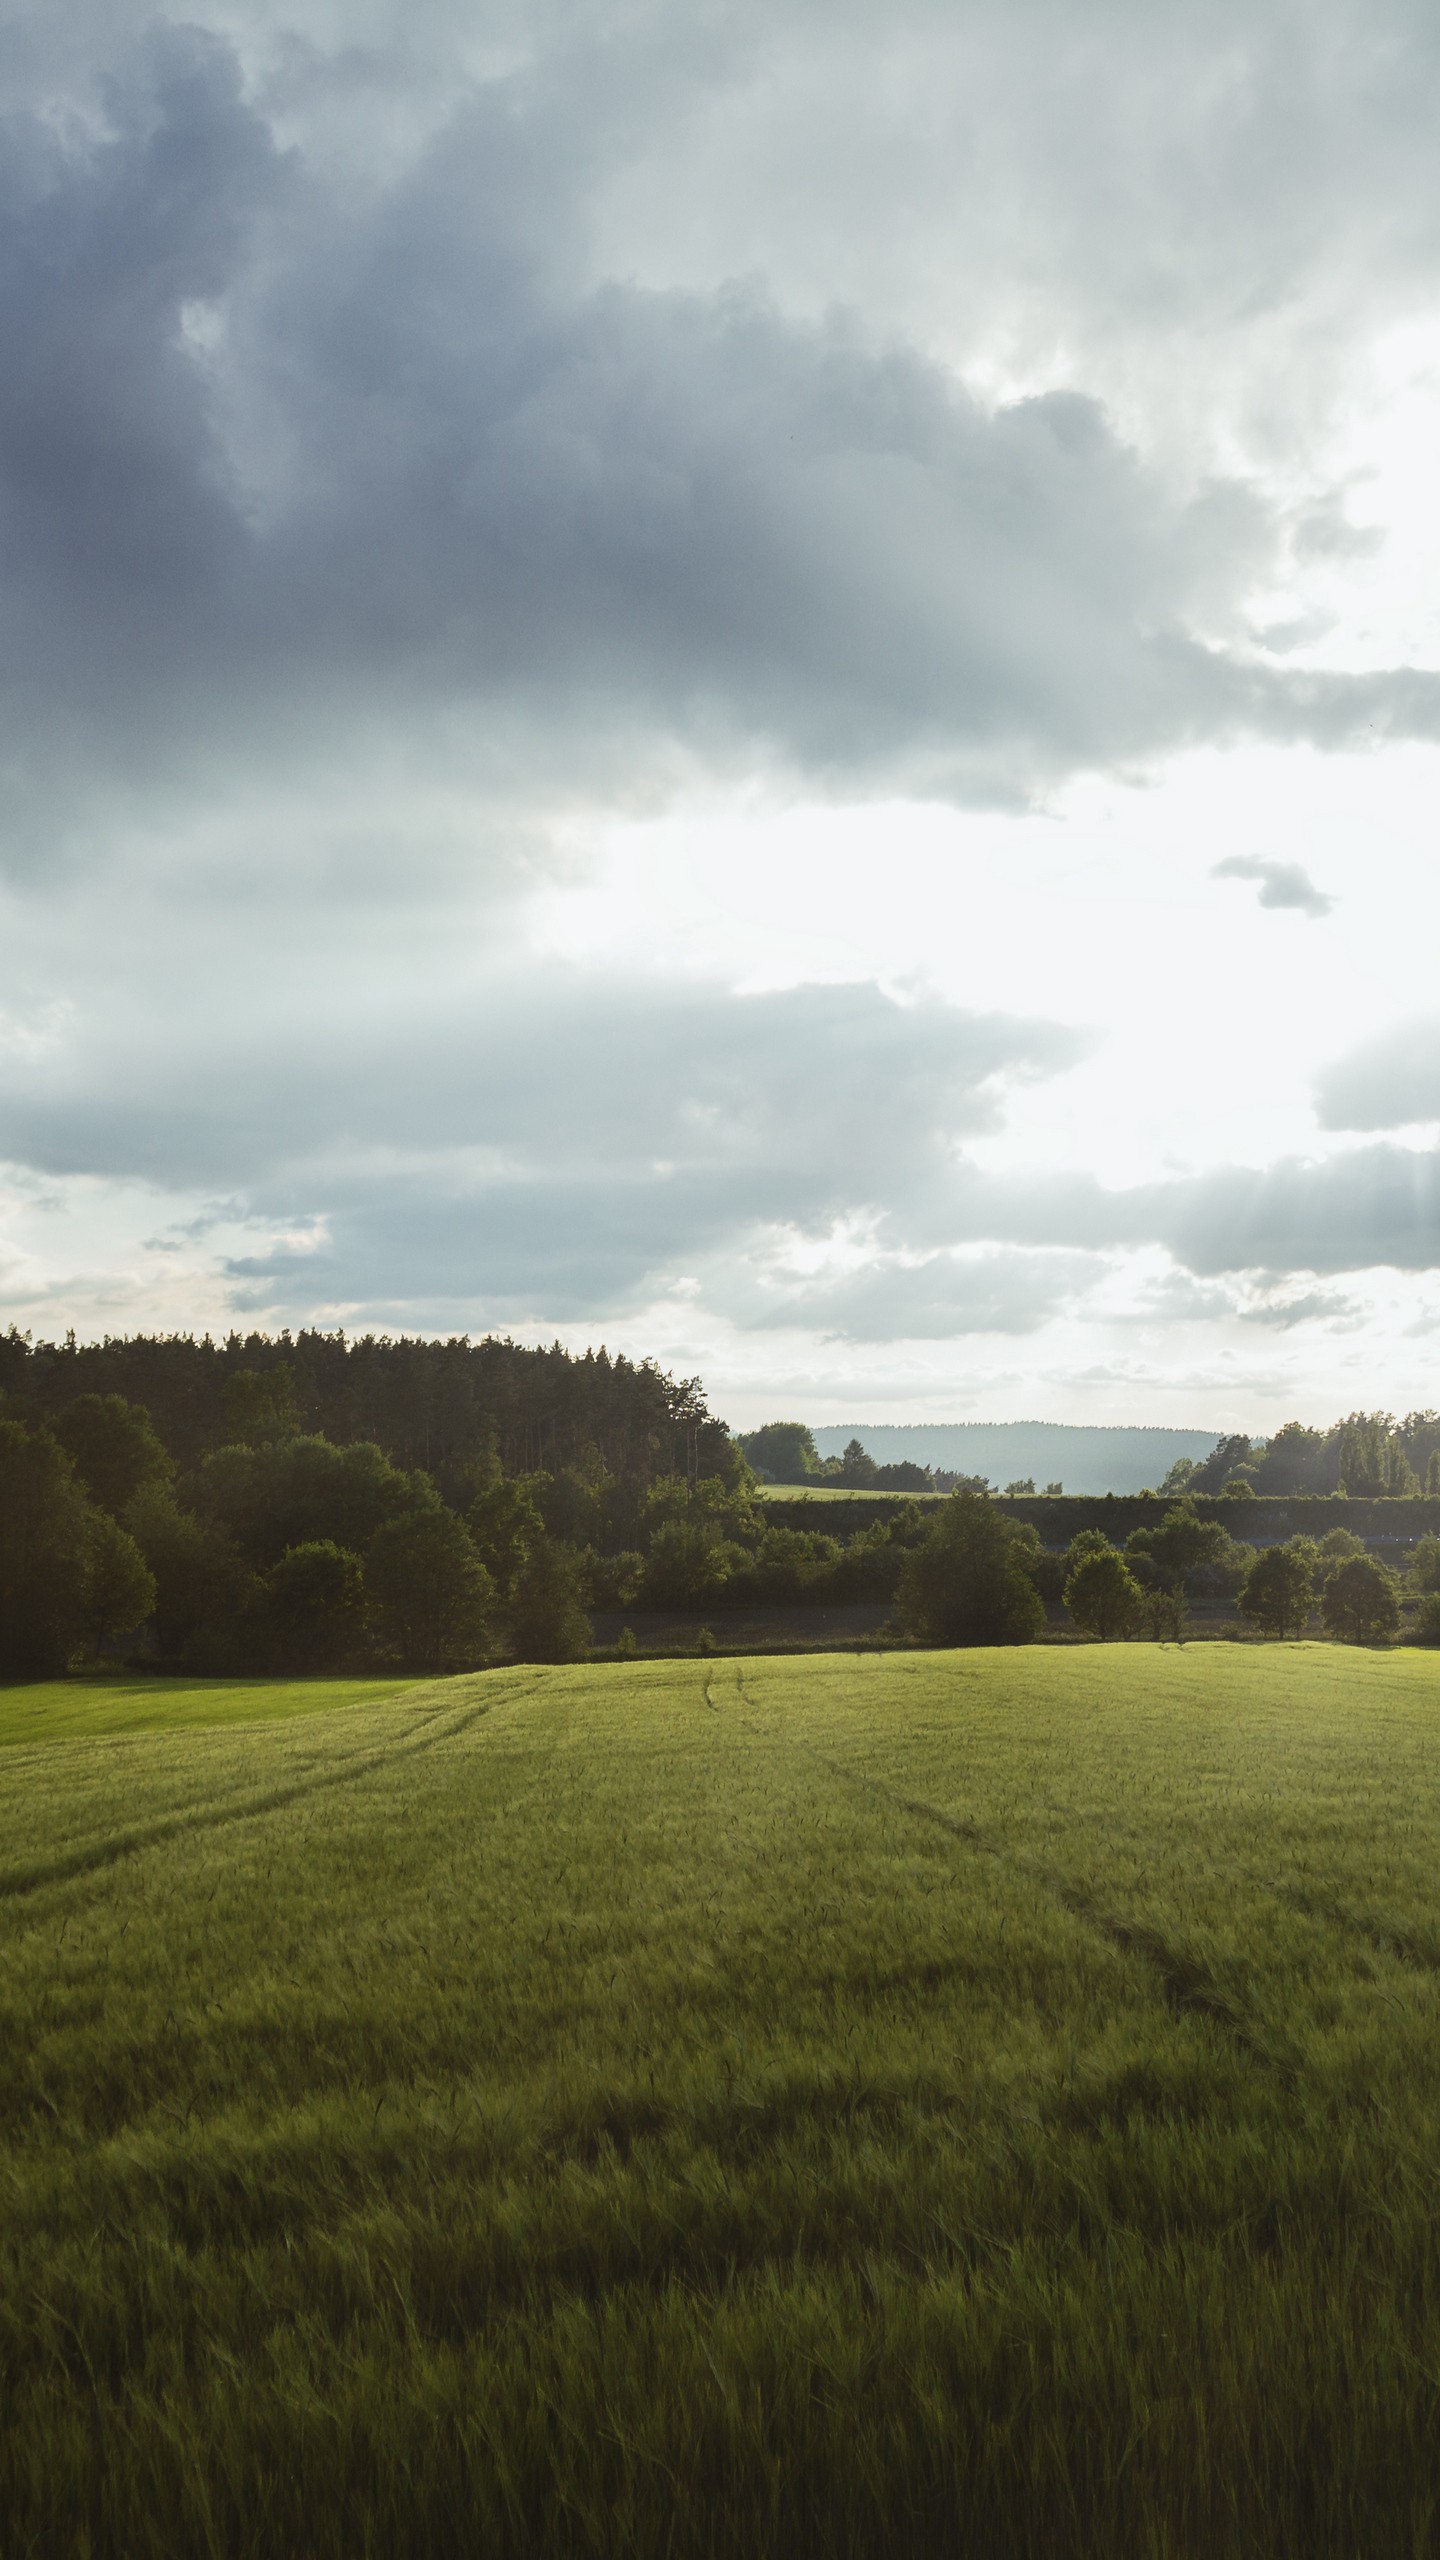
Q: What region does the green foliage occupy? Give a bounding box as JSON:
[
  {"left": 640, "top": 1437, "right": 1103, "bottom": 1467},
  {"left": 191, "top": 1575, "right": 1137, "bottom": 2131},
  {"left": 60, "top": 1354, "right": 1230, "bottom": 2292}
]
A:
[
  {"left": 736, "top": 1421, "right": 820, "bottom": 1482},
  {"left": 639, "top": 1520, "right": 747, "bottom": 1611},
  {"left": 746, "top": 1525, "right": 844, "bottom": 1603},
  {"left": 1157, "top": 1455, "right": 1197, "bottom": 1494},
  {"left": 1406, "top": 1534, "right": 1440, "bottom": 1596},
  {"left": 1410, "top": 1593, "right": 1440, "bottom": 1648},
  {"left": 0, "top": 1420, "right": 153, "bottom": 1677},
  {"left": 262, "top": 1542, "right": 367, "bottom": 1674},
  {"left": 507, "top": 1536, "right": 592, "bottom": 1663},
  {"left": 217, "top": 1364, "right": 301, "bottom": 1447},
  {"left": 198, "top": 1435, "right": 428, "bottom": 1566},
  {"left": 1126, "top": 1503, "right": 1246, "bottom": 1598},
  {"left": 1317, "top": 1527, "right": 1367, "bottom": 1572},
  {"left": 1321, "top": 1555, "right": 1401, "bottom": 1646},
  {"left": 125, "top": 1486, "right": 260, "bottom": 1667},
  {"left": 466, "top": 1474, "right": 544, "bottom": 1600},
  {"left": 9, "top": 1651, "right": 1440, "bottom": 2555},
  {"left": 896, "top": 1491, "right": 1044, "bottom": 1646},
  {"left": 1063, "top": 1545, "right": 1142, "bottom": 1641},
  {"left": 52, "top": 1394, "right": 172, "bottom": 1513},
  {"left": 1236, "top": 1541, "right": 1315, "bottom": 1639},
  {"left": 81, "top": 1510, "right": 158, "bottom": 1652},
  {"left": 579, "top": 1547, "right": 645, "bottom": 1609},
  {"left": 365, "top": 1511, "right": 493, "bottom": 1670}
]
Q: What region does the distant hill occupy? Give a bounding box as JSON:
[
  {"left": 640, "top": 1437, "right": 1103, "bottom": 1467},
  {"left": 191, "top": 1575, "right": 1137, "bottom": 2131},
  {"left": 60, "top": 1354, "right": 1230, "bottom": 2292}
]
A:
[{"left": 811, "top": 1422, "right": 1221, "bottom": 1496}]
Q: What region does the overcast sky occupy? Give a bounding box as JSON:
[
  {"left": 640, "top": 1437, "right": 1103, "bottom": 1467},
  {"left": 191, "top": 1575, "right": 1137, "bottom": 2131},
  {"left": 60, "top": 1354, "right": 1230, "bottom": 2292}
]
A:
[{"left": 3, "top": 0, "right": 1440, "bottom": 1428}]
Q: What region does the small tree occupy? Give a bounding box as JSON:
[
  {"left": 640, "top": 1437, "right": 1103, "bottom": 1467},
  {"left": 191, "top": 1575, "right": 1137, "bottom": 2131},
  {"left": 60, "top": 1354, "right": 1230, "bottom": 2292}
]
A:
[
  {"left": 264, "top": 1541, "right": 366, "bottom": 1673},
  {"left": 366, "top": 1510, "right": 493, "bottom": 1669},
  {"left": 896, "top": 1492, "right": 1044, "bottom": 1647},
  {"left": 1236, "top": 1541, "right": 1314, "bottom": 1639},
  {"left": 1064, "top": 1545, "right": 1142, "bottom": 1641},
  {"left": 508, "top": 1536, "right": 592, "bottom": 1663},
  {"left": 1321, "top": 1556, "right": 1400, "bottom": 1647}
]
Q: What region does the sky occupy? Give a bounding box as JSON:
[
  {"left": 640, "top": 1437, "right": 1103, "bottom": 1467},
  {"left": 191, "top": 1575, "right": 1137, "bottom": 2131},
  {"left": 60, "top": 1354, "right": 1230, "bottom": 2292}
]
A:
[{"left": 3, "top": 0, "right": 1440, "bottom": 1431}]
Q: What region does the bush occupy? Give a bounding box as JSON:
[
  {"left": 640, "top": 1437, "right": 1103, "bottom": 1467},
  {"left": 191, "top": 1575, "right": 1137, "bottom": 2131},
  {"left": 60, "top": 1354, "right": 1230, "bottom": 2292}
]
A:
[
  {"left": 1064, "top": 1546, "right": 1142, "bottom": 1641},
  {"left": 638, "top": 1521, "right": 746, "bottom": 1611},
  {"left": 1237, "top": 1541, "right": 1315, "bottom": 1639},
  {"left": 896, "top": 1493, "right": 1044, "bottom": 1648},
  {"left": 580, "top": 1548, "right": 645, "bottom": 1610},
  {"left": 1320, "top": 1555, "right": 1401, "bottom": 1647},
  {"left": 365, "top": 1510, "right": 493, "bottom": 1669}
]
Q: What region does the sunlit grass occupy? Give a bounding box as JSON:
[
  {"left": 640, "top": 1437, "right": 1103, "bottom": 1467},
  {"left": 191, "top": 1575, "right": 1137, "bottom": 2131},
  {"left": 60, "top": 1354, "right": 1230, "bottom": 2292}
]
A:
[
  {"left": 0, "top": 1669, "right": 421, "bottom": 1747},
  {"left": 5, "top": 1646, "right": 1440, "bottom": 2555}
]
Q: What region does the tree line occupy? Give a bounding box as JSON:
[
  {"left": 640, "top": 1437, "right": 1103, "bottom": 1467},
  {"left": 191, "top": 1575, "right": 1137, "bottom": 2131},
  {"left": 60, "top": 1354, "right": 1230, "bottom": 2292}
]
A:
[
  {"left": 1159, "top": 1413, "right": 1440, "bottom": 1500},
  {"left": 896, "top": 1494, "right": 1429, "bottom": 1649},
  {"left": 5, "top": 1337, "right": 1439, "bottom": 1679},
  {"left": 0, "top": 1357, "right": 926, "bottom": 1679}
]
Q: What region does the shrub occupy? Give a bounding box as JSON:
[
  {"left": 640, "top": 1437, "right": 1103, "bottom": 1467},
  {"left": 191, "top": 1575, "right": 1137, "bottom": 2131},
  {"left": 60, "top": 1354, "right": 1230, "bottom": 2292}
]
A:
[
  {"left": 896, "top": 1492, "right": 1044, "bottom": 1647},
  {"left": 638, "top": 1521, "right": 745, "bottom": 1611},
  {"left": 1321, "top": 1555, "right": 1401, "bottom": 1647}
]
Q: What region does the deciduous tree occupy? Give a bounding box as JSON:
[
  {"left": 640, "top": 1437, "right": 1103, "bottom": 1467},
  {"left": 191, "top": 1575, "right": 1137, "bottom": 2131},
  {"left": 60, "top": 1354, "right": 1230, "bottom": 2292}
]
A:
[{"left": 896, "top": 1492, "right": 1044, "bottom": 1647}]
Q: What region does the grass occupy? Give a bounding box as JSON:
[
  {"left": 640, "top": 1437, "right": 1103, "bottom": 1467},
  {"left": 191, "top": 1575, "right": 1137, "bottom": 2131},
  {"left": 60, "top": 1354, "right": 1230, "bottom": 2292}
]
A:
[
  {"left": 6, "top": 1645, "right": 1440, "bottom": 2554},
  {"left": 0, "top": 1669, "right": 421, "bottom": 1749}
]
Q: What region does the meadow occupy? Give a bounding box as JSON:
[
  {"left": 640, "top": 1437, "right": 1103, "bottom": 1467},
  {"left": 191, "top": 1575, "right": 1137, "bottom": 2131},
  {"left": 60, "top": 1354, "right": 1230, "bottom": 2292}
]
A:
[{"left": 6, "top": 1647, "right": 1440, "bottom": 2555}]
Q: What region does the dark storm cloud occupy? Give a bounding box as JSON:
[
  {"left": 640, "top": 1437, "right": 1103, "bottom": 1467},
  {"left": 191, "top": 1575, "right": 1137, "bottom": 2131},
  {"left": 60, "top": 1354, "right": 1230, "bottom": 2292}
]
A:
[
  {"left": 2, "top": 19, "right": 1439, "bottom": 860},
  {"left": 1212, "top": 856, "right": 1335, "bottom": 917}
]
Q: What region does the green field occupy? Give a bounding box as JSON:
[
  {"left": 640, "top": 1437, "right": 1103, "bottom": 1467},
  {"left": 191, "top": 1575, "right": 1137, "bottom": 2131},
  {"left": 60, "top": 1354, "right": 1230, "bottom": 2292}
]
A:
[{"left": 7, "top": 1648, "right": 1440, "bottom": 2555}]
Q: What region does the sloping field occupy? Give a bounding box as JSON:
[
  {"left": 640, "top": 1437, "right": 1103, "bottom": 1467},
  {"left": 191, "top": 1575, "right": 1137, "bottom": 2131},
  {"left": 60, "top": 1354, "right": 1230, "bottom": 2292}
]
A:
[{"left": 6, "top": 1648, "right": 1440, "bottom": 2555}]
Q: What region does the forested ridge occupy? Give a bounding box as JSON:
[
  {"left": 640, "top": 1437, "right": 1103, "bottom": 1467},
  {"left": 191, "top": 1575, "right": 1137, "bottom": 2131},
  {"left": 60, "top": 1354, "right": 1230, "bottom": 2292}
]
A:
[
  {"left": 0, "top": 1327, "right": 729, "bottom": 1485},
  {"left": 6, "top": 1325, "right": 1440, "bottom": 1681}
]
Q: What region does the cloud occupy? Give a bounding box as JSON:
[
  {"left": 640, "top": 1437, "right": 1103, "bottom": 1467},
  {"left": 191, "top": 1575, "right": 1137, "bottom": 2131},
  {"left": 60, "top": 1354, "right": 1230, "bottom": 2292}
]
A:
[
  {"left": 1212, "top": 855, "right": 1335, "bottom": 916},
  {"left": 1315, "top": 1021, "right": 1440, "bottom": 1129},
  {"left": 732, "top": 1245, "right": 1104, "bottom": 1342},
  {"left": 0, "top": 963, "right": 1083, "bottom": 1316},
  {"left": 0, "top": 17, "right": 1438, "bottom": 876}
]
